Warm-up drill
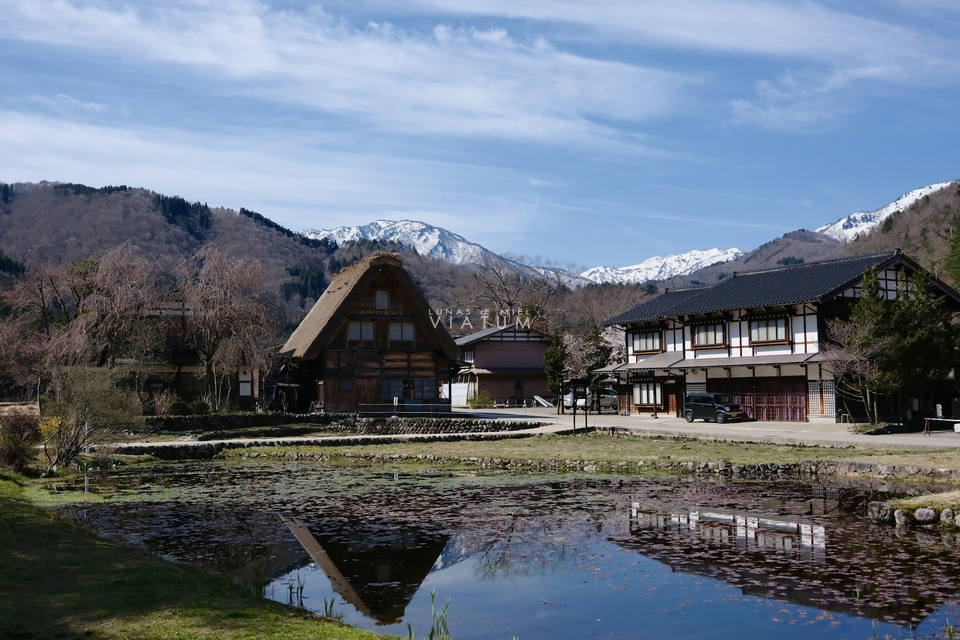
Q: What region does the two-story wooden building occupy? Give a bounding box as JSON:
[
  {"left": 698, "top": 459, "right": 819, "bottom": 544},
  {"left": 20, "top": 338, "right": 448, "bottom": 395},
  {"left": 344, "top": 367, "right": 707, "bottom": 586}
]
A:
[
  {"left": 451, "top": 323, "right": 551, "bottom": 406},
  {"left": 603, "top": 250, "right": 960, "bottom": 421},
  {"left": 280, "top": 253, "right": 461, "bottom": 412}
]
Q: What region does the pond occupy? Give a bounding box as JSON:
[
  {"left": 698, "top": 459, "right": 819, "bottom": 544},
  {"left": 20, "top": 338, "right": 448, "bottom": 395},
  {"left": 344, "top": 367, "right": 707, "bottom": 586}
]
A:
[{"left": 51, "top": 461, "right": 960, "bottom": 639}]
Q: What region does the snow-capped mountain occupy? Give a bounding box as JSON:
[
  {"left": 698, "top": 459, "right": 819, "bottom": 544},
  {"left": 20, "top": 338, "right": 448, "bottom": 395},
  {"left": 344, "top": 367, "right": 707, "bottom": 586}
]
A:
[
  {"left": 580, "top": 248, "right": 745, "bottom": 284},
  {"left": 302, "top": 220, "right": 499, "bottom": 265},
  {"left": 816, "top": 182, "right": 956, "bottom": 242}
]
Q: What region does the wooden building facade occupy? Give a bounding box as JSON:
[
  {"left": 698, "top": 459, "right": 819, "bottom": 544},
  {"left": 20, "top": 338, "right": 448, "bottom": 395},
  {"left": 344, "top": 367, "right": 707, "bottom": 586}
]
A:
[
  {"left": 452, "top": 323, "right": 551, "bottom": 406},
  {"left": 280, "top": 253, "right": 461, "bottom": 412},
  {"left": 603, "top": 250, "right": 960, "bottom": 422}
]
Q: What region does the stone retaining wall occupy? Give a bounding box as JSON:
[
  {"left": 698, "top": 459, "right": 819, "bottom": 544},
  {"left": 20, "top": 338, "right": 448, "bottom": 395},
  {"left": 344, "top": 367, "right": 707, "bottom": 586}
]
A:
[
  {"left": 112, "top": 429, "right": 554, "bottom": 460},
  {"left": 148, "top": 413, "right": 540, "bottom": 434},
  {"left": 868, "top": 501, "right": 958, "bottom": 527}
]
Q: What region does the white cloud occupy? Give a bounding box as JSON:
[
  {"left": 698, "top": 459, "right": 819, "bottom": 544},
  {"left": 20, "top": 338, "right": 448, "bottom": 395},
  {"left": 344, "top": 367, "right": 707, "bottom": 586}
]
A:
[
  {"left": 390, "top": 0, "right": 957, "bottom": 71},
  {"left": 0, "top": 109, "right": 541, "bottom": 245},
  {"left": 23, "top": 93, "right": 107, "bottom": 113},
  {"left": 1, "top": 0, "right": 693, "bottom": 147},
  {"left": 362, "top": 0, "right": 960, "bottom": 126}
]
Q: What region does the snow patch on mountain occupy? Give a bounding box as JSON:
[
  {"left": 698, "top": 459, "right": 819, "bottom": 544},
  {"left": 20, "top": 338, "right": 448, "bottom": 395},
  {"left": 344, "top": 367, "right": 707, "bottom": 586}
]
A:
[
  {"left": 301, "top": 220, "right": 499, "bottom": 265},
  {"left": 580, "top": 248, "right": 744, "bottom": 284},
  {"left": 816, "top": 182, "right": 956, "bottom": 242}
]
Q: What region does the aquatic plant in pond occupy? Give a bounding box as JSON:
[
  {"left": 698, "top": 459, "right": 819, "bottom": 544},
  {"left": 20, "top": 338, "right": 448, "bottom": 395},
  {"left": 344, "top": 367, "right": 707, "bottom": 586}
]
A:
[
  {"left": 406, "top": 590, "right": 451, "bottom": 640},
  {"left": 51, "top": 461, "right": 960, "bottom": 639}
]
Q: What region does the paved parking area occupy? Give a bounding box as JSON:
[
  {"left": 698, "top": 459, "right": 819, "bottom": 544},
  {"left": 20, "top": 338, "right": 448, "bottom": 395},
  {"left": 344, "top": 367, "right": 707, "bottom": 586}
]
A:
[{"left": 455, "top": 406, "right": 960, "bottom": 450}]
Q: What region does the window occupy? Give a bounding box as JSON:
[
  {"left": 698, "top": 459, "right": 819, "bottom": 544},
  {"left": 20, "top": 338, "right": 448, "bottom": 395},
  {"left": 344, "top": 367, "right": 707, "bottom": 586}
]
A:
[
  {"left": 389, "top": 322, "right": 415, "bottom": 342},
  {"left": 633, "top": 382, "right": 661, "bottom": 405},
  {"left": 750, "top": 318, "right": 788, "bottom": 344},
  {"left": 375, "top": 290, "right": 389, "bottom": 310},
  {"left": 463, "top": 350, "right": 475, "bottom": 363},
  {"left": 629, "top": 330, "right": 662, "bottom": 354},
  {"left": 347, "top": 321, "right": 374, "bottom": 346},
  {"left": 692, "top": 323, "right": 726, "bottom": 348},
  {"left": 339, "top": 377, "right": 353, "bottom": 391},
  {"left": 383, "top": 378, "right": 436, "bottom": 400}
]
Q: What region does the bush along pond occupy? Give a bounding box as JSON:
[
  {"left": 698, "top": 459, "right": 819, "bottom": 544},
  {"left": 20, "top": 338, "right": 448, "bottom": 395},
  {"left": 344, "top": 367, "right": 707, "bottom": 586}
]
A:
[{"left": 49, "top": 460, "right": 960, "bottom": 639}]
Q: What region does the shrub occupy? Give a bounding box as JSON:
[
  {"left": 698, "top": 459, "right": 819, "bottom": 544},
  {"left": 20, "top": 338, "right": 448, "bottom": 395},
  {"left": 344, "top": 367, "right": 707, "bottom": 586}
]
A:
[
  {"left": 168, "top": 396, "right": 192, "bottom": 416},
  {"left": 188, "top": 400, "right": 209, "bottom": 416},
  {"left": 468, "top": 390, "right": 494, "bottom": 409},
  {"left": 0, "top": 410, "right": 42, "bottom": 472}
]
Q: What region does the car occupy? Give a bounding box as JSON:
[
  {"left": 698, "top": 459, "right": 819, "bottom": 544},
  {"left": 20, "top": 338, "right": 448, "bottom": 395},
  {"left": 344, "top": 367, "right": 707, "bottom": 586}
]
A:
[
  {"left": 563, "top": 389, "right": 618, "bottom": 411},
  {"left": 683, "top": 393, "right": 743, "bottom": 423}
]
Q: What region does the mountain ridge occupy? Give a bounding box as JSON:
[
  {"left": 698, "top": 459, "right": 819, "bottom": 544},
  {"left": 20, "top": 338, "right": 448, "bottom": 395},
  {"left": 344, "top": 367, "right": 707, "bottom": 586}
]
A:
[{"left": 816, "top": 181, "right": 957, "bottom": 242}]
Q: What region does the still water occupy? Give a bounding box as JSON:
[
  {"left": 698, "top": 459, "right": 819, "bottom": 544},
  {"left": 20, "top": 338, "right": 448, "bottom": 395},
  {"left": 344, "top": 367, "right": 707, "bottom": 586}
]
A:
[{"left": 53, "top": 461, "right": 960, "bottom": 639}]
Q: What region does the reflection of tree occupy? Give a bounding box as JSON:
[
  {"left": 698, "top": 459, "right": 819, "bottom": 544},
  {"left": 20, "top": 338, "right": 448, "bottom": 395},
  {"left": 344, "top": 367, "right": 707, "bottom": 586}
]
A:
[{"left": 469, "top": 517, "right": 591, "bottom": 580}]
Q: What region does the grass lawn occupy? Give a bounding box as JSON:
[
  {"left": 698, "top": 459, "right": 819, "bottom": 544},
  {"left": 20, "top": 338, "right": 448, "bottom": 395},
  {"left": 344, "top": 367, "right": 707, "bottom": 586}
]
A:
[{"left": 0, "top": 474, "right": 392, "bottom": 640}]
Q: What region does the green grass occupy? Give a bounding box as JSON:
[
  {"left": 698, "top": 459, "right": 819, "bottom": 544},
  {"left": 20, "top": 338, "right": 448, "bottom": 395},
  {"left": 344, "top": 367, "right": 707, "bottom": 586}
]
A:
[
  {"left": 892, "top": 490, "right": 960, "bottom": 511},
  {"left": 0, "top": 473, "right": 392, "bottom": 640}
]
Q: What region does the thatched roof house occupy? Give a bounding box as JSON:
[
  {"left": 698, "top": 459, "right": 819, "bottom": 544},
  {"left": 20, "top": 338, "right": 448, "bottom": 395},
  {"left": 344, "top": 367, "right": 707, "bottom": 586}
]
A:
[{"left": 281, "top": 253, "right": 460, "bottom": 412}]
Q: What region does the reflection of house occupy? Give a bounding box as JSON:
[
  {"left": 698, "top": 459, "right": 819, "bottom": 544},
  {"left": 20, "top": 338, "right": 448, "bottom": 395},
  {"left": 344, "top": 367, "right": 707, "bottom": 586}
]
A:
[
  {"left": 616, "top": 497, "right": 954, "bottom": 627},
  {"left": 280, "top": 253, "right": 461, "bottom": 412},
  {"left": 603, "top": 251, "right": 960, "bottom": 421},
  {"left": 282, "top": 516, "right": 450, "bottom": 625},
  {"left": 452, "top": 323, "right": 551, "bottom": 406}
]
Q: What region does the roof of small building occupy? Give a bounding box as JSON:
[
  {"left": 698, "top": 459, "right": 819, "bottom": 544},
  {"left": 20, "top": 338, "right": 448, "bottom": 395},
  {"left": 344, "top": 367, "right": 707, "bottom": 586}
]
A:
[
  {"left": 455, "top": 322, "right": 551, "bottom": 346},
  {"left": 280, "top": 253, "right": 460, "bottom": 361},
  {"left": 604, "top": 250, "right": 925, "bottom": 325}
]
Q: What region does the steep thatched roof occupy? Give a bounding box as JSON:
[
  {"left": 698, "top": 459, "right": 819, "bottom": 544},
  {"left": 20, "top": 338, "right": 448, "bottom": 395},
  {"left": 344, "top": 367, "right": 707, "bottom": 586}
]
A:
[{"left": 280, "top": 253, "right": 460, "bottom": 361}]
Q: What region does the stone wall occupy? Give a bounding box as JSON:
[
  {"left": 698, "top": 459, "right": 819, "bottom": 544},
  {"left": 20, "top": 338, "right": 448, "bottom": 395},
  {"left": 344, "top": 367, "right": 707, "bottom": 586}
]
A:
[{"left": 147, "top": 413, "right": 541, "bottom": 434}]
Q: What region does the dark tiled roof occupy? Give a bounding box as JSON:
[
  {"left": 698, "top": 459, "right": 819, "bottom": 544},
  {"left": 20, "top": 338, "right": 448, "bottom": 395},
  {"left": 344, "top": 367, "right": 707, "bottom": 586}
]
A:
[
  {"left": 667, "top": 251, "right": 900, "bottom": 315},
  {"left": 603, "top": 287, "right": 706, "bottom": 325},
  {"left": 605, "top": 251, "right": 902, "bottom": 324},
  {"left": 455, "top": 323, "right": 550, "bottom": 346}
]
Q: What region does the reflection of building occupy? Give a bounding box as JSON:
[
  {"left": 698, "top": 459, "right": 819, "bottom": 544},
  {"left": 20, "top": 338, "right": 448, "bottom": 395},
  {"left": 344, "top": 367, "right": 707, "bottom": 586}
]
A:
[
  {"left": 280, "top": 253, "right": 461, "bottom": 412},
  {"left": 452, "top": 323, "right": 551, "bottom": 406},
  {"left": 281, "top": 516, "right": 450, "bottom": 625},
  {"left": 631, "top": 503, "right": 828, "bottom": 562},
  {"left": 614, "top": 496, "right": 955, "bottom": 627}
]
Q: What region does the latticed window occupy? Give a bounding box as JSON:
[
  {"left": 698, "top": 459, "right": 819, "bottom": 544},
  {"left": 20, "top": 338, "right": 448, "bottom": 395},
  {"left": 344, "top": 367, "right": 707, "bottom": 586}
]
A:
[
  {"left": 347, "top": 321, "right": 374, "bottom": 345},
  {"left": 389, "top": 322, "right": 415, "bottom": 341},
  {"left": 750, "top": 318, "right": 787, "bottom": 344},
  {"left": 375, "top": 290, "right": 389, "bottom": 309},
  {"left": 630, "top": 330, "right": 661, "bottom": 354},
  {"left": 692, "top": 323, "right": 725, "bottom": 348},
  {"left": 633, "top": 382, "right": 661, "bottom": 405}
]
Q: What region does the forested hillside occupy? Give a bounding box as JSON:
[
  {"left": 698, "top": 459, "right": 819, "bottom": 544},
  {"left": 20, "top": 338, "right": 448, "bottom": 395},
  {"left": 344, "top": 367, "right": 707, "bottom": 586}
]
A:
[
  {"left": 846, "top": 181, "right": 960, "bottom": 284},
  {"left": 0, "top": 181, "right": 648, "bottom": 334},
  {"left": 0, "top": 182, "right": 339, "bottom": 320}
]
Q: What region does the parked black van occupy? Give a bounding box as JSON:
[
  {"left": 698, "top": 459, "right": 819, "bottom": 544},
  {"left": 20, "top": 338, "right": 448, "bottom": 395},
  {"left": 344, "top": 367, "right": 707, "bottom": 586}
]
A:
[{"left": 683, "top": 393, "right": 743, "bottom": 423}]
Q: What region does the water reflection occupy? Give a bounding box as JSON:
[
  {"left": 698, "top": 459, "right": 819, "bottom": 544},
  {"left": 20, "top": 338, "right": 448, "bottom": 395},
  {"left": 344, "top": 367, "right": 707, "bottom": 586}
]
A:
[
  {"left": 53, "top": 463, "right": 960, "bottom": 638},
  {"left": 614, "top": 489, "right": 958, "bottom": 629},
  {"left": 281, "top": 516, "right": 450, "bottom": 624}
]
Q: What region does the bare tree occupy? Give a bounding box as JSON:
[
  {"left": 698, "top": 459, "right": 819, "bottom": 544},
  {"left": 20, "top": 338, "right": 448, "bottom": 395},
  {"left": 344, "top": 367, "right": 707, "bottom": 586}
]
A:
[
  {"left": 819, "top": 317, "right": 887, "bottom": 425},
  {"left": 178, "top": 247, "right": 275, "bottom": 410},
  {"left": 42, "top": 367, "right": 142, "bottom": 472},
  {"left": 467, "top": 255, "right": 574, "bottom": 331}
]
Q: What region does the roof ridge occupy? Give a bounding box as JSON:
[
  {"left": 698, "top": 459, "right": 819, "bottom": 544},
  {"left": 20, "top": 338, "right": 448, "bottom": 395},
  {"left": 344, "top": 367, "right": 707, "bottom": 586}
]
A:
[{"left": 730, "top": 250, "right": 899, "bottom": 278}]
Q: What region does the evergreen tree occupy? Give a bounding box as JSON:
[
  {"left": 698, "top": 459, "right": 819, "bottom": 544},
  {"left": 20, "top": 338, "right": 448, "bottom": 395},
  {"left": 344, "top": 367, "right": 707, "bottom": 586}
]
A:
[
  {"left": 826, "top": 267, "right": 960, "bottom": 423},
  {"left": 582, "top": 324, "right": 613, "bottom": 393},
  {"left": 944, "top": 215, "right": 960, "bottom": 284},
  {"left": 544, "top": 335, "right": 567, "bottom": 414}
]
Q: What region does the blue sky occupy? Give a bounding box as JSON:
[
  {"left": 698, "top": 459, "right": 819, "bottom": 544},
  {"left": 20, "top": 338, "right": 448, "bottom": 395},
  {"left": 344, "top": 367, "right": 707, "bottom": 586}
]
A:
[{"left": 1, "top": 0, "right": 959, "bottom": 269}]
